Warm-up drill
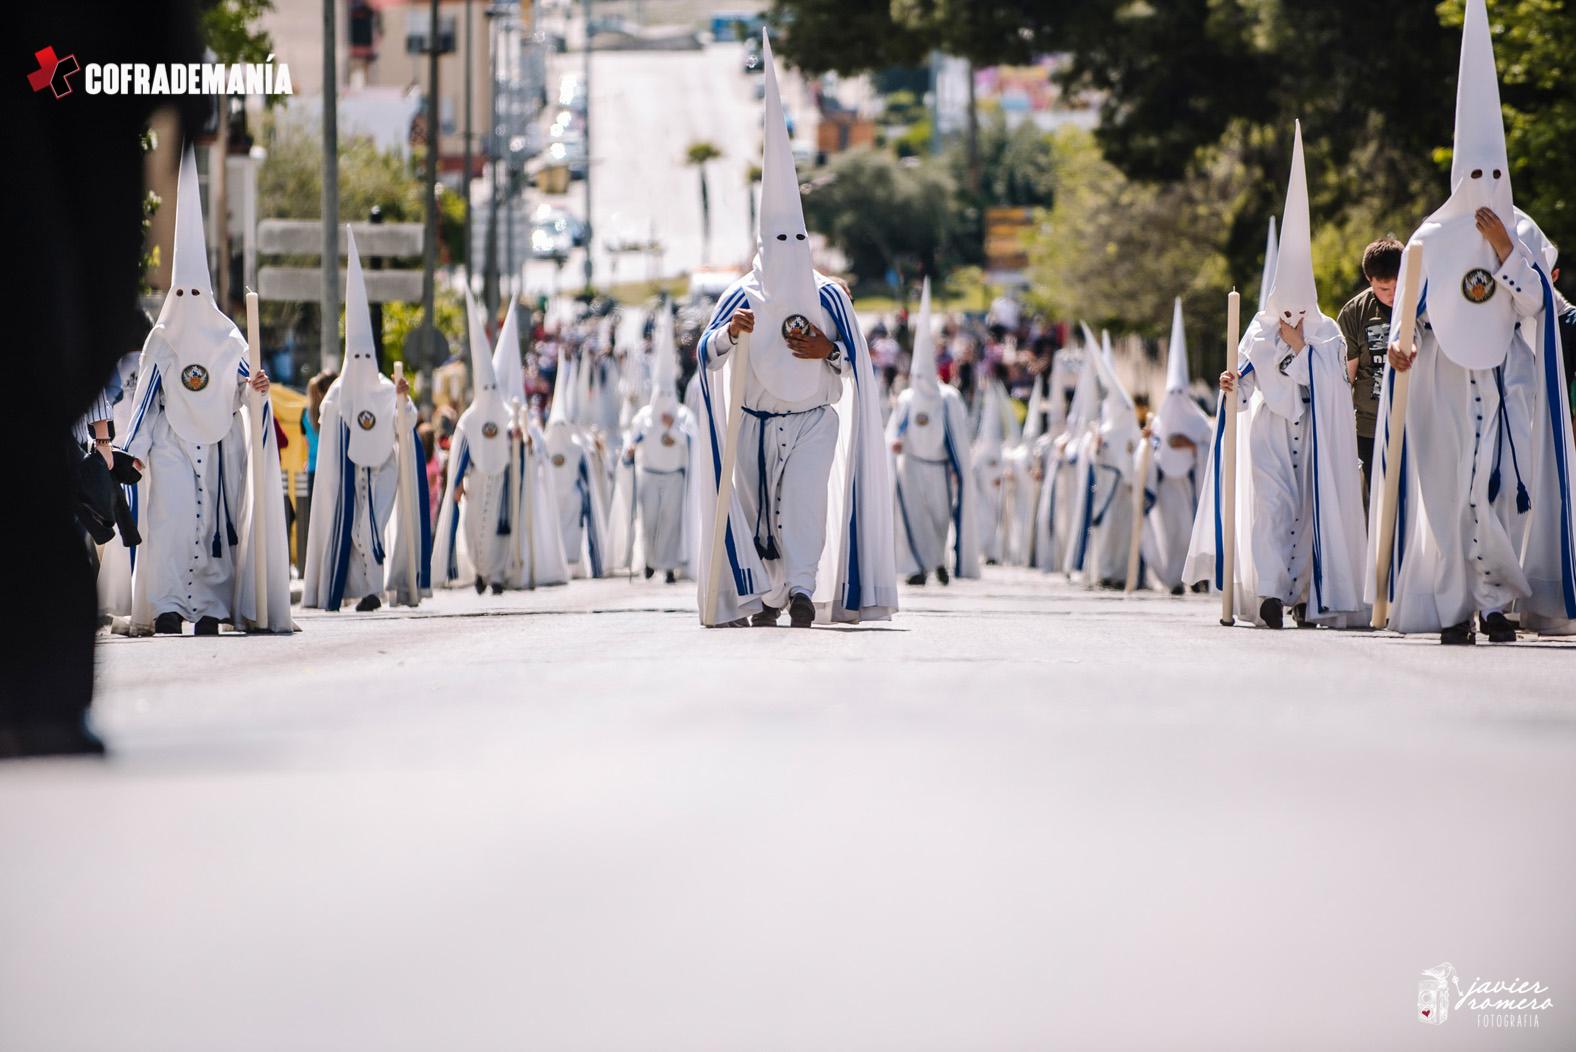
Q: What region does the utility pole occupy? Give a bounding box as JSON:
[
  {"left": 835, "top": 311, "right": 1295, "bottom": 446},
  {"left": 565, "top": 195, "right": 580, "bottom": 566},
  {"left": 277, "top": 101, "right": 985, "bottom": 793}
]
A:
[
  {"left": 484, "top": 6, "right": 501, "bottom": 315},
  {"left": 463, "top": 0, "right": 474, "bottom": 291},
  {"left": 581, "top": 0, "right": 593, "bottom": 291},
  {"left": 419, "top": 0, "right": 441, "bottom": 394},
  {"left": 504, "top": 15, "right": 515, "bottom": 308},
  {"left": 369, "top": 205, "right": 385, "bottom": 370},
  {"left": 321, "top": 0, "right": 340, "bottom": 371}
]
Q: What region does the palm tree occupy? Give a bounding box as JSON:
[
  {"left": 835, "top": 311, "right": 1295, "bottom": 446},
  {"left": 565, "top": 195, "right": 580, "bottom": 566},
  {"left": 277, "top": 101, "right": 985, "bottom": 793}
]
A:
[
  {"left": 686, "top": 141, "right": 722, "bottom": 264},
  {"left": 746, "top": 162, "right": 762, "bottom": 257}
]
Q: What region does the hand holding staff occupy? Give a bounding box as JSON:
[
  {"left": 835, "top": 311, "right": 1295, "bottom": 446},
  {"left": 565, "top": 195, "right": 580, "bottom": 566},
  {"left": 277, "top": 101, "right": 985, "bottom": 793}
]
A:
[
  {"left": 702, "top": 329, "right": 751, "bottom": 626},
  {"left": 1220, "top": 289, "right": 1241, "bottom": 626},
  {"left": 244, "top": 290, "right": 271, "bottom": 630},
  {"left": 393, "top": 362, "right": 421, "bottom": 605},
  {"left": 1371, "top": 240, "right": 1424, "bottom": 629},
  {"left": 1125, "top": 418, "right": 1151, "bottom": 593}
]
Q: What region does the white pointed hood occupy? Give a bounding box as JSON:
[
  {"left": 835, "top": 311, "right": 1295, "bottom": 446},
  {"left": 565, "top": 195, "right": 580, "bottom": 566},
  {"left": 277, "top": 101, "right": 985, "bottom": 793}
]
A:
[
  {"left": 1413, "top": 0, "right": 1519, "bottom": 369},
  {"left": 1059, "top": 327, "right": 1101, "bottom": 448},
  {"left": 148, "top": 146, "right": 248, "bottom": 445},
  {"left": 741, "top": 30, "right": 827, "bottom": 402},
  {"left": 1266, "top": 121, "right": 1318, "bottom": 330},
  {"left": 575, "top": 338, "right": 597, "bottom": 427},
  {"left": 460, "top": 289, "right": 509, "bottom": 474},
  {"left": 909, "top": 278, "right": 940, "bottom": 399},
  {"left": 338, "top": 227, "right": 397, "bottom": 466},
  {"left": 1257, "top": 216, "right": 1279, "bottom": 315},
  {"left": 648, "top": 305, "right": 680, "bottom": 419},
  {"left": 1154, "top": 297, "right": 1211, "bottom": 477},
  {"left": 975, "top": 378, "right": 1012, "bottom": 457},
  {"left": 1021, "top": 373, "right": 1047, "bottom": 445},
  {"left": 491, "top": 298, "right": 526, "bottom": 409},
  {"left": 553, "top": 353, "right": 579, "bottom": 426},
  {"left": 1164, "top": 297, "right": 1190, "bottom": 394}
]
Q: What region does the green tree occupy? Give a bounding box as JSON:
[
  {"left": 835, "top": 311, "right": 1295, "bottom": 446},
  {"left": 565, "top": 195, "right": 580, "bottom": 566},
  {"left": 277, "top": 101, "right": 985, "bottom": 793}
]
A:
[
  {"left": 800, "top": 149, "right": 965, "bottom": 289},
  {"left": 686, "top": 141, "right": 723, "bottom": 264},
  {"left": 256, "top": 113, "right": 467, "bottom": 356}
]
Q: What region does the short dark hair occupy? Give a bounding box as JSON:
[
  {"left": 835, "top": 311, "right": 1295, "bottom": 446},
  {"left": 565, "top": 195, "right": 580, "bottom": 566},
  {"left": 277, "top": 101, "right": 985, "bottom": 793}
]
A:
[{"left": 1362, "top": 238, "right": 1404, "bottom": 281}]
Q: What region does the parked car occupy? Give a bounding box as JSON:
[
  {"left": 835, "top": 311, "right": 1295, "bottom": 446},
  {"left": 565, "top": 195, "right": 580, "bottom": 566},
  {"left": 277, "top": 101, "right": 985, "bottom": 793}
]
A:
[
  {"left": 532, "top": 204, "right": 588, "bottom": 248},
  {"left": 530, "top": 220, "right": 573, "bottom": 260}
]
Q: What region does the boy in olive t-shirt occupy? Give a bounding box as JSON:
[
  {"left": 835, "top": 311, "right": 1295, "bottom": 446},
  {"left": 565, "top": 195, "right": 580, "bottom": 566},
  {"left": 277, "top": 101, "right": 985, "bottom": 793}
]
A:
[{"left": 1338, "top": 238, "right": 1402, "bottom": 498}]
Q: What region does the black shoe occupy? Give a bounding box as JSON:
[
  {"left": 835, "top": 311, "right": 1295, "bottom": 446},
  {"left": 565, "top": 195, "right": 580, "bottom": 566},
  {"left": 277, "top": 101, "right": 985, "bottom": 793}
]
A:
[
  {"left": 751, "top": 604, "right": 781, "bottom": 627},
  {"left": 905, "top": 572, "right": 926, "bottom": 586},
  {"left": 491, "top": 582, "right": 505, "bottom": 595},
  {"left": 154, "top": 612, "right": 183, "bottom": 635},
  {"left": 986, "top": 558, "right": 999, "bottom": 567},
  {"left": 194, "top": 616, "right": 221, "bottom": 637},
  {"left": 356, "top": 594, "right": 382, "bottom": 612},
  {"left": 474, "top": 576, "right": 486, "bottom": 595},
  {"left": 1440, "top": 620, "right": 1477, "bottom": 646},
  {"left": 1170, "top": 584, "right": 1185, "bottom": 596},
  {"left": 1481, "top": 611, "right": 1517, "bottom": 643},
  {"left": 1191, "top": 581, "right": 1211, "bottom": 594},
  {"left": 1292, "top": 602, "right": 1316, "bottom": 628},
  {"left": 936, "top": 564, "right": 950, "bottom": 585},
  {"left": 789, "top": 593, "right": 815, "bottom": 628},
  {"left": 1258, "top": 598, "right": 1284, "bottom": 629},
  {"left": 665, "top": 570, "right": 677, "bottom": 584},
  {"left": 644, "top": 566, "right": 655, "bottom": 580}
]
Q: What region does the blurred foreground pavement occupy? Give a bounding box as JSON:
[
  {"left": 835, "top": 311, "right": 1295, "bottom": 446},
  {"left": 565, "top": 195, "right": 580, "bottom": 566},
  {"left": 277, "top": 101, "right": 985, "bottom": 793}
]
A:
[{"left": 2, "top": 569, "right": 1573, "bottom": 1050}]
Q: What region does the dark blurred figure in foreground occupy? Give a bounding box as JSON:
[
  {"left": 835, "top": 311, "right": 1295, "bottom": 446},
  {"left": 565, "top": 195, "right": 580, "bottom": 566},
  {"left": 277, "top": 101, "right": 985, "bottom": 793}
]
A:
[{"left": 4, "top": 3, "right": 204, "bottom": 756}]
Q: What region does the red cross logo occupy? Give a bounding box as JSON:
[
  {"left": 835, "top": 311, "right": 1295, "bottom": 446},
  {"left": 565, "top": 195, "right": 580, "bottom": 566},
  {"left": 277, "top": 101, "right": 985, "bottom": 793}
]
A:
[{"left": 27, "top": 46, "right": 80, "bottom": 100}]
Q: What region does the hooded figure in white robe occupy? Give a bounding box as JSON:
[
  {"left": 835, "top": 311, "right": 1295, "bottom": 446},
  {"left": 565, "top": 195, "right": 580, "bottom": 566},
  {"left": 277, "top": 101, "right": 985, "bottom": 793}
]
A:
[
  {"left": 611, "top": 305, "right": 696, "bottom": 580},
  {"left": 97, "top": 351, "right": 143, "bottom": 618},
  {"left": 118, "top": 147, "right": 288, "bottom": 635},
  {"left": 616, "top": 307, "right": 650, "bottom": 433},
  {"left": 1140, "top": 298, "right": 1214, "bottom": 592},
  {"left": 691, "top": 31, "right": 897, "bottom": 626},
  {"left": 1003, "top": 375, "right": 1049, "bottom": 567},
  {"left": 1035, "top": 339, "right": 1091, "bottom": 571},
  {"left": 431, "top": 292, "right": 518, "bottom": 593},
  {"left": 302, "top": 228, "right": 429, "bottom": 610},
  {"left": 1064, "top": 329, "right": 1142, "bottom": 587},
  {"left": 493, "top": 300, "right": 570, "bottom": 588},
  {"left": 545, "top": 349, "right": 612, "bottom": 577},
  {"left": 1365, "top": 0, "right": 1575, "bottom": 640},
  {"left": 887, "top": 278, "right": 979, "bottom": 584},
  {"left": 1186, "top": 121, "right": 1369, "bottom": 627},
  {"left": 972, "top": 377, "right": 1017, "bottom": 565}
]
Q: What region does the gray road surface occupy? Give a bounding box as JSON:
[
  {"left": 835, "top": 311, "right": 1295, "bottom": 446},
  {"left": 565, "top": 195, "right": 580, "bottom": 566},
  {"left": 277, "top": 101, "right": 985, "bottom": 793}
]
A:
[{"left": 2, "top": 570, "right": 1573, "bottom": 1050}]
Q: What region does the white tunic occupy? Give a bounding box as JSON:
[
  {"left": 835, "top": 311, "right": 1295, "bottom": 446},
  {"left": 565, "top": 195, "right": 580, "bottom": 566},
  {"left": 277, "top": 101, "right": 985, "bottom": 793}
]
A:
[
  {"left": 1368, "top": 245, "right": 1549, "bottom": 631},
  {"left": 120, "top": 359, "right": 249, "bottom": 627}
]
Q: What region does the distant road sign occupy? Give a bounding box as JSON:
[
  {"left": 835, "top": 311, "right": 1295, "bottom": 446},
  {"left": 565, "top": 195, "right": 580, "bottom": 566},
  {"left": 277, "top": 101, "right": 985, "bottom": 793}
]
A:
[
  {"left": 257, "top": 267, "right": 424, "bottom": 303},
  {"left": 257, "top": 220, "right": 425, "bottom": 258}
]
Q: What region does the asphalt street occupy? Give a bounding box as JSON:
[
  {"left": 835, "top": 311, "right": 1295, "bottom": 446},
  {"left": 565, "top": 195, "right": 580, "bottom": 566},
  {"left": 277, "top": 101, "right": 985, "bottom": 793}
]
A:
[
  {"left": 522, "top": 38, "right": 815, "bottom": 295},
  {"left": 2, "top": 569, "right": 1573, "bottom": 1049}
]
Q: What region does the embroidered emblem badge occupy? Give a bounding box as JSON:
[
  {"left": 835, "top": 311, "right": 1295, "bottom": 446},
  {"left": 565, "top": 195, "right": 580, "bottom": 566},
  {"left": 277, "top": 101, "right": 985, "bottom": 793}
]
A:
[
  {"left": 180, "top": 364, "right": 210, "bottom": 391},
  {"left": 781, "top": 313, "right": 812, "bottom": 339},
  {"left": 1461, "top": 268, "right": 1496, "bottom": 304}
]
